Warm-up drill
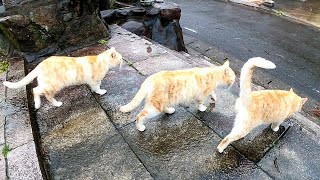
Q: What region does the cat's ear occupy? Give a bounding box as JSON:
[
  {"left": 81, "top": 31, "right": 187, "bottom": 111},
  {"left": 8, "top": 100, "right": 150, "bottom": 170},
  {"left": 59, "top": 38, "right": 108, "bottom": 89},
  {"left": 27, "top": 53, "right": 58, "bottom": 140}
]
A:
[
  {"left": 110, "top": 47, "right": 115, "bottom": 51},
  {"left": 301, "top": 98, "right": 308, "bottom": 105},
  {"left": 111, "top": 51, "right": 117, "bottom": 59},
  {"left": 223, "top": 60, "right": 230, "bottom": 67},
  {"left": 290, "top": 88, "right": 294, "bottom": 92}
]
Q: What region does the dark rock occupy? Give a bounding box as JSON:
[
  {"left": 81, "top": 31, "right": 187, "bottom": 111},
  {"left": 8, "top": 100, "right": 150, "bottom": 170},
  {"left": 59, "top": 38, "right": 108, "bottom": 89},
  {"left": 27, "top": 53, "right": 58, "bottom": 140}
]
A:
[
  {"left": 131, "top": 7, "right": 146, "bottom": 16},
  {"left": 100, "top": 9, "right": 116, "bottom": 24},
  {"left": 116, "top": 9, "right": 129, "bottom": 18},
  {"left": 0, "top": 33, "right": 10, "bottom": 56},
  {"left": 157, "top": 2, "right": 181, "bottom": 20},
  {"left": 152, "top": 18, "right": 187, "bottom": 52},
  {"left": 0, "top": 15, "right": 54, "bottom": 52},
  {"left": 60, "top": 14, "right": 109, "bottom": 48},
  {"left": 117, "top": 0, "right": 139, "bottom": 3},
  {"left": 146, "top": 7, "right": 160, "bottom": 16},
  {"left": 121, "top": 20, "right": 144, "bottom": 36}
]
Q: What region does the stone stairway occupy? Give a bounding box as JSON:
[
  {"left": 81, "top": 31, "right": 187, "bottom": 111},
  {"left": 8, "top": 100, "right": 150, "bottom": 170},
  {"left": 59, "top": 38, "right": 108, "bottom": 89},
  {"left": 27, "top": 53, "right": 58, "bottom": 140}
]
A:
[{"left": 1, "top": 25, "right": 319, "bottom": 180}]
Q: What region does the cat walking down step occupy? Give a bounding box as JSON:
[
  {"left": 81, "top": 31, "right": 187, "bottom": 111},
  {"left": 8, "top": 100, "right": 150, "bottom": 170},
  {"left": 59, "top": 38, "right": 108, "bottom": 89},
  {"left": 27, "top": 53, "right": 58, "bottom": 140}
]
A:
[
  {"left": 120, "top": 61, "right": 236, "bottom": 132},
  {"left": 217, "top": 57, "right": 308, "bottom": 153},
  {"left": 3, "top": 47, "right": 123, "bottom": 109}
]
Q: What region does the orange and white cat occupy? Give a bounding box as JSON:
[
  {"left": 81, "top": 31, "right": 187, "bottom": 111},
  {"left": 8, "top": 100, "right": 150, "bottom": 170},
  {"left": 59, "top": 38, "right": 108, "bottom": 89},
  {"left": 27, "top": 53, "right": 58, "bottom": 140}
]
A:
[
  {"left": 217, "top": 57, "right": 308, "bottom": 153},
  {"left": 3, "top": 47, "right": 122, "bottom": 109},
  {"left": 120, "top": 61, "right": 236, "bottom": 131}
]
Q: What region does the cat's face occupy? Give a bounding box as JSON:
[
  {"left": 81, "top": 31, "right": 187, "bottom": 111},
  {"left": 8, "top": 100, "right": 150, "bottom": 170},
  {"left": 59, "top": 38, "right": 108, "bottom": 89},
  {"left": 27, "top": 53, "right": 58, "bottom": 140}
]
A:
[
  {"left": 290, "top": 88, "right": 308, "bottom": 111},
  {"left": 222, "top": 61, "right": 236, "bottom": 86},
  {"left": 104, "top": 47, "right": 123, "bottom": 67}
]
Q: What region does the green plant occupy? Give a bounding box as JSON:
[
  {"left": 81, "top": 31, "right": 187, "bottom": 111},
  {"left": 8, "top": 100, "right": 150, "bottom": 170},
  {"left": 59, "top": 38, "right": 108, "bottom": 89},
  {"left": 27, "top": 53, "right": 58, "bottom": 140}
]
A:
[
  {"left": 98, "top": 39, "right": 108, "bottom": 45},
  {"left": 2, "top": 144, "right": 10, "bottom": 158},
  {"left": 0, "top": 61, "right": 9, "bottom": 73},
  {"left": 274, "top": 10, "right": 284, "bottom": 16}
]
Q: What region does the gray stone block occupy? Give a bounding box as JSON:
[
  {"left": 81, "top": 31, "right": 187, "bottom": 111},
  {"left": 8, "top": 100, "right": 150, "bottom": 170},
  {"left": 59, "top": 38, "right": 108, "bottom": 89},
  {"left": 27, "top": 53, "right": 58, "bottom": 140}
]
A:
[
  {"left": 94, "top": 65, "right": 146, "bottom": 127},
  {"left": 46, "top": 134, "right": 152, "bottom": 180},
  {"left": 107, "top": 26, "right": 168, "bottom": 63},
  {"left": 7, "top": 141, "right": 42, "bottom": 180},
  {"left": 119, "top": 107, "right": 271, "bottom": 179},
  {"left": 133, "top": 53, "right": 193, "bottom": 75},
  {"left": 258, "top": 125, "right": 320, "bottom": 180}
]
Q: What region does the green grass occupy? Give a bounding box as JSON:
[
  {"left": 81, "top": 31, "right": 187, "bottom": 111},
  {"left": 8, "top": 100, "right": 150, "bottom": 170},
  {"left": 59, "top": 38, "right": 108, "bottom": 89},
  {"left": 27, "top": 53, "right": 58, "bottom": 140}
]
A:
[
  {"left": 0, "top": 61, "right": 9, "bottom": 73},
  {"left": 98, "top": 39, "right": 108, "bottom": 45},
  {"left": 2, "top": 144, "right": 10, "bottom": 158},
  {"left": 274, "top": 10, "right": 284, "bottom": 16}
]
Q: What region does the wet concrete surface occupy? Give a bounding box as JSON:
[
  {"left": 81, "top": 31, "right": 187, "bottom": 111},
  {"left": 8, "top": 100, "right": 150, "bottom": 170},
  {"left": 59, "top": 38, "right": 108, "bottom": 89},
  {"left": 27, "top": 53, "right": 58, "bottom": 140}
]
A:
[
  {"left": 120, "top": 107, "right": 271, "bottom": 179},
  {"left": 21, "top": 25, "right": 320, "bottom": 179},
  {"left": 169, "top": 0, "right": 320, "bottom": 115},
  {"left": 258, "top": 125, "right": 320, "bottom": 180}
]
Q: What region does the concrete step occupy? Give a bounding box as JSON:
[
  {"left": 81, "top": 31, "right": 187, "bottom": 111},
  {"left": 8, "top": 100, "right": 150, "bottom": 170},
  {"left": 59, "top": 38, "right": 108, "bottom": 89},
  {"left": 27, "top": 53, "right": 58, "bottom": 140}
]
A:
[{"left": 2, "top": 25, "right": 319, "bottom": 179}]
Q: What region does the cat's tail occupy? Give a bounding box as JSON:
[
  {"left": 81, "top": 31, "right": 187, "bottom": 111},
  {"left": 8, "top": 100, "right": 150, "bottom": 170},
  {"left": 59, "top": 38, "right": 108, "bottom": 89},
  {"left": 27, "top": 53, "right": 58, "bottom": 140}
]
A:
[
  {"left": 3, "top": 68, "right": 39, "bottom": 89},
  {"left": 119, "top": 81, "right": 149, "bottom": 112},
  {"left": 240, "top": 57, "right": 276, "bottom": 98}
]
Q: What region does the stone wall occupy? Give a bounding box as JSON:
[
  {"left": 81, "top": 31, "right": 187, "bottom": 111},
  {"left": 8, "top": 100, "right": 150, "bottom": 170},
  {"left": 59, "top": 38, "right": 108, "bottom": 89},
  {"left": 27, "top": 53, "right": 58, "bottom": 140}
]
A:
[
  {"left": 0, "top": 0, "right": 110, "bottom": 55},
  {"left": 101, "top": 1, "right": 187, "bottom": 52}
]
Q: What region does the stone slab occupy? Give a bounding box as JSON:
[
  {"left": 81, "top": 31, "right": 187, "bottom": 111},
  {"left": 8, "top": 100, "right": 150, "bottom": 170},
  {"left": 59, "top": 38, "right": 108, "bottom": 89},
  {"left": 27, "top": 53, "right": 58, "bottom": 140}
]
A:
[
  {"left": 258, "top": 125, "right": 320, "bottom": 180},
  {"left": 107, "top": 25, "right": 168, "bottom": 63},
  {"left": 0, "top": 125, "right": 4, "bottom": 146},
  {"left": 94, "top": 64, "right": 146, "bottom": 127},
  {"left": 119, "top": 107, "right": 271, "bottom": 179},
  {"left": 7, "top": 141, "right": 42, "bottom": 180},
  {"left": 3, "top": 58, "right": 33, "bottom": 149},
  {"left": 45, "top": 133, "right": 152, "bottom": 180},
  {"left": 34, "top": 85, "right": 102, "bottom": 137},
  {"left": 133, "top": 52, "right": 193, "bottom": 76},
  {"left": 185, "top": 86, "right": 290, "bottom": 163}
]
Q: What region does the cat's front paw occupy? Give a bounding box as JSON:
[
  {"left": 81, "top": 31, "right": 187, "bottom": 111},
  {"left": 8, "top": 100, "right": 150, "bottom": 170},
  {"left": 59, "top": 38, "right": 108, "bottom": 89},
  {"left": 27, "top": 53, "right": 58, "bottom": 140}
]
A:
[
  {"left": 198, "top": 104, "right": 207, "bottom": 112},
  {"left": 271, "top": 125, "right": 279, "bottom": 132},
  {"left": 35, "top": 102, "right": 41, "bottom": 109},
  {"left": 96, "top": 89, "right": 107, "bottom": 95},
  {"left": 119, "top": 105, "right": 130, "bottom": 113},
  {"left": 136, "top": 124, "right": 146, "bottom": 132},
  {"left": 164, "top": 107, "right": 175, "bottom": 114},
  {"left": 53, "top": 101, "right": 63, "bottom": 107}
]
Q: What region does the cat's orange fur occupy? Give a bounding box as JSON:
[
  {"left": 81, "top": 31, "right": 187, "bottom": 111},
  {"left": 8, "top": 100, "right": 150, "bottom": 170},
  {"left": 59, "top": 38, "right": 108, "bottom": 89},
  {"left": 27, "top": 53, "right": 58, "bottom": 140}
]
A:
[
  {"left": 120, "top": 61, "right": 236, "bottom": 132},
  {"left": 3, "top": 47, "right": 122, "bottom": 109},
  {"left": 217, "top": 57, "right": 308, "bottom": 153}
]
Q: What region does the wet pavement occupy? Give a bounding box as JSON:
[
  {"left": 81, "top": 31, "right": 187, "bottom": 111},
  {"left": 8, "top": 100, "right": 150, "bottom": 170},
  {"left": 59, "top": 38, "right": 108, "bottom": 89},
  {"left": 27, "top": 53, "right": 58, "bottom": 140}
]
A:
[
  {"left": 275, "top": 0, "right": 320, "bottom": 28},
  {"left": 5, "top": 25, "right": 315, "bottom": 179},
  {"left": 169, "top": 0, "right": 320, "bottom": 124}
]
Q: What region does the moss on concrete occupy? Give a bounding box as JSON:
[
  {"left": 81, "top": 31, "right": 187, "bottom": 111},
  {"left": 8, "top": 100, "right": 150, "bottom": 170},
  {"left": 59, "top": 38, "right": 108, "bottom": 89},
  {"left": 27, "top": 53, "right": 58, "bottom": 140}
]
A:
[{"left": 0, "top": 61, "right": 9, "bottom": 73}]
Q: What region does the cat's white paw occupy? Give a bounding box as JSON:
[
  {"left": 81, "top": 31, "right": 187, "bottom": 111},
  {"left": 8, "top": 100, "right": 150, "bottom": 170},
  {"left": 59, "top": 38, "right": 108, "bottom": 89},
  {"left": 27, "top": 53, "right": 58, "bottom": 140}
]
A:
[
  {"left": 271, "top": 125, "right": 279, "bottom": 132},
  {"left": 97, "top": 89, "right": 107, "bottom": 95},
  {"left": 198, "top": 104, "right": 207, "bottom": 112},
  {"left": 164, "top": 107, "right": 175, "bottom": 114},
  {"left": 211, "top": 93, "right": 217, "bottom": 101},
  {"left": 217, "top": 147, "right": 224, "bottom": 153},
  {"left": 35, "top": 102, "right": 41, "bottom": 109},
  {"left": 136, "top": 124, "right": 146, "bottom": 132},
  {"left": 119, "top": 105, "right": 130, "bottom": 113},
  {"left": 53, "top": 101, "right": 63, "bottom": 107}
]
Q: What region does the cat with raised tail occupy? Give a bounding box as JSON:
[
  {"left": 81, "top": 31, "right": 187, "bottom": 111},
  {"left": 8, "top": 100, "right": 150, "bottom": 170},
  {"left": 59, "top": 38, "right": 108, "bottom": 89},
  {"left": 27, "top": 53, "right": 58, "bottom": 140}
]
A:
[
  {"left": 3, "top": 47, "right": 123, "bottom": 109},
  {"left": 217, "top": 57, "right": 308, "bottom": 153},
  {"left": 120, "top": 61, "right": 236, "bottom": 132}
]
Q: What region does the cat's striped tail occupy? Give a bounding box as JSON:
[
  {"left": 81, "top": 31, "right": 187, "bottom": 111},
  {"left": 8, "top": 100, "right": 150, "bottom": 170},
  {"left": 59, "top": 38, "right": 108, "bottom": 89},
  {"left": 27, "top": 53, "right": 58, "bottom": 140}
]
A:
[
  {"left": 119, "top": 82, "right": 149, "bottom": 112},
  {"left": 3, "top": 68, "right": 38, "bottom": 89},
  {"left": 240, "top": 57, "right": 276, "bottom": 98}
]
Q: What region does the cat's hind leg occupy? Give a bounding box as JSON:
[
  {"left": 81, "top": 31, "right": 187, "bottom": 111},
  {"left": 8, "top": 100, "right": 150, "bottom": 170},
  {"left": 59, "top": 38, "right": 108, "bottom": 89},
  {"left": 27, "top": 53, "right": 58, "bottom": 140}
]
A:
[
  {"left": 164, "top": 107, "right": 175, "bottom": 114},
  {"left": 210, "top": 91, "right": 217, "bottom": 102},
  {"left": 33, "top": 86, "right": 43, "bottom": 109},
  {"left": 90, "top": 80, "right": 107, "bottom": 95},
  {"left": 44, "top": 92, "right": 62, "bottom": 107},
  {"left": 136, "top": 106, "right": 161, "bottom": 132}
]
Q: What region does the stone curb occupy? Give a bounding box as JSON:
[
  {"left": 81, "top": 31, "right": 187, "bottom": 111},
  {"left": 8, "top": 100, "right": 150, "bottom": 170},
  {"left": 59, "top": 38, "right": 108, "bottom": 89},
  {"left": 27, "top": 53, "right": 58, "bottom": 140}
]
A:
[
  {"left": 227, "top": 0, "right": 320, "bottom": 30},
  {"left": 0, "top": 58, "right": 43, "bottom": 180}
]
